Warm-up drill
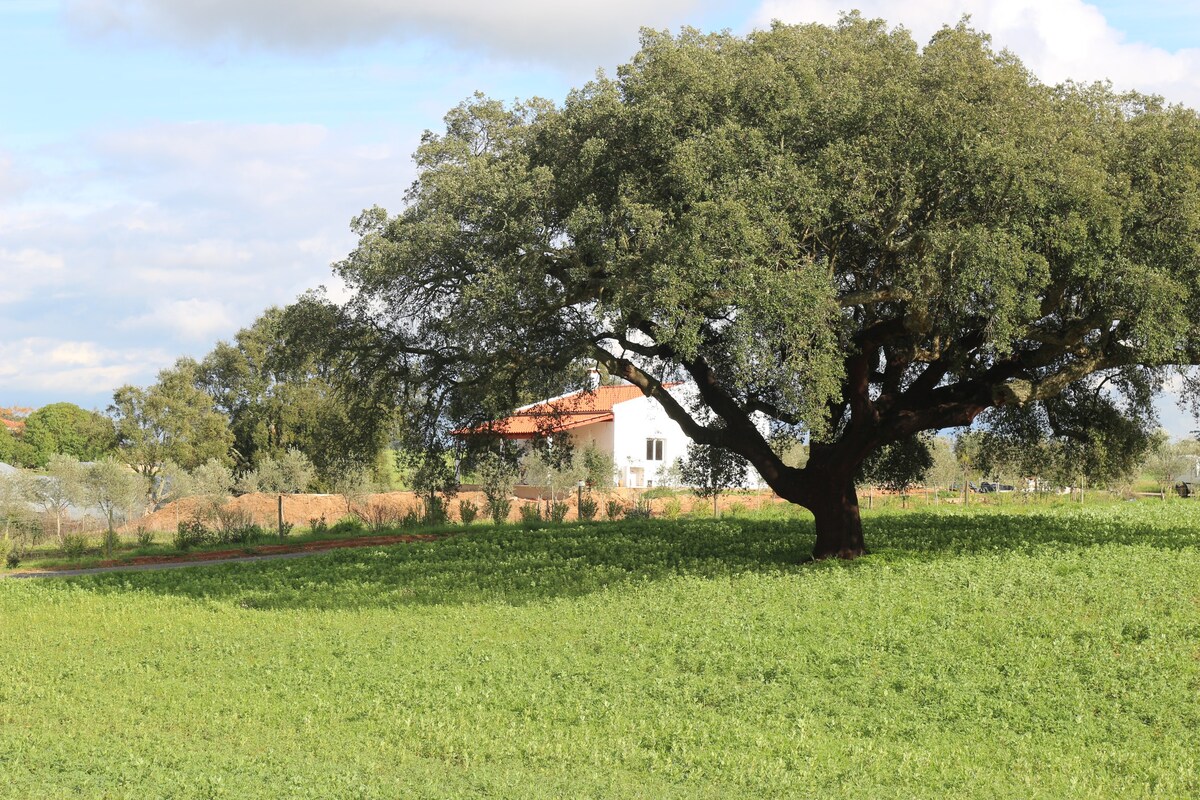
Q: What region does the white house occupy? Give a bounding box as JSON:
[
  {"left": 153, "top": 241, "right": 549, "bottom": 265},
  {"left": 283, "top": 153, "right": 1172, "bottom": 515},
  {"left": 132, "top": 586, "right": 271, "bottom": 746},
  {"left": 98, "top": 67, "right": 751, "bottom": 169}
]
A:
[{"left": 463, "top": 377, "right": 765, "bottom": 489}]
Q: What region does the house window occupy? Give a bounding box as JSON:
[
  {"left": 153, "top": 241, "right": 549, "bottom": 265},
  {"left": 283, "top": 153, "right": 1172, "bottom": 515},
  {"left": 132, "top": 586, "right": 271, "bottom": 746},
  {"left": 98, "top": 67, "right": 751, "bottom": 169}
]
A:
[{"left": 646, "top": 438, "right": 664, "bottom": 461}]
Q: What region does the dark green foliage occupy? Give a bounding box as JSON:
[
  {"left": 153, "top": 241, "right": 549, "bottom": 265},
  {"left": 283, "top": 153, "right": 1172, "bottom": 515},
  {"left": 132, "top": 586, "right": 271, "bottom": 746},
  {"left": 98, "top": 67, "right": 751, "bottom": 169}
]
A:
[
  {"left": 547, "top": 501, "right": 569, "bottom": 524},
  {"left": 0, "top": 427, "right": 36, "bottom": 468},
  {"left": 226, "top": 522, "right": 264, "bottom": 545},
  {"left": 423, "top": 495, "right": 449, "bottom": 526},
  {"left": 488, "top": 497, "right": 511, "bottom": 526},
  {"left": 858, "top": 433, "right": 935, "bottom": 494},
  {"left": 321, "top": 15, "right": 1200, "bottom": 556},
  {"left": 61, "top": 533, "right": 87, "bottom": 560},
  {"left": 22, "top": 403, "right": 116, "bottom": 467},
  {"left": 200, "top": 307, "right": 386, "bottom": 486},
  {"left": 972, "top": 385, "right": 1158, "bottom": 486},
  {"left": 329, "top": 516, "right": 364, "bottom": 536},
  {"left": 604, "top": 498, "right": 624, "bottom": 520},
  {"left": 623, "top": 498, "right": 653, "bottom": 520},
  {"left": 478, "top": 453, "right": 517, "bottom": 525},
  {"left": 579, "top": 444, "right": 616, "bottom": 490},
  {"left": 100, "top": 529, "right": 120, "bottom": 559},
  {"left": 518, "top": 503, "right": 543, "bottom": 528},
  {"left": 577, "top": 496, "right": 598, "bottom": 522},
  {"left": 174, "top": 519, "right": 210, "bottom": 551},
  {"left": 680, "top": 439, "right": 749, "bottom": 505},
  {"left": 457, "top": 499, "right": 479, "bottom": 525}
]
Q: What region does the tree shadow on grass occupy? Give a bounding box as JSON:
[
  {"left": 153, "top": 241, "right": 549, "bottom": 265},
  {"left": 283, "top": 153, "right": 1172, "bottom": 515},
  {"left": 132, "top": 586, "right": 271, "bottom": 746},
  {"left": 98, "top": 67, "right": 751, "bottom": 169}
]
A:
[
  {"left": 59, "top": 506, "right": 1200, "bottom": 611},
  {"left": 64, "top": 519, "right": 812, "bottom": 610}
]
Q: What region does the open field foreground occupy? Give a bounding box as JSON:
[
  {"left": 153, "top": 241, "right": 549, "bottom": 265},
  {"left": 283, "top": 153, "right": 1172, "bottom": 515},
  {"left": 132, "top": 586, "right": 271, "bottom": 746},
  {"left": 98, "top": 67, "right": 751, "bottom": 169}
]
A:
[{"left": 2, "top": 505, "right": 1199, "bottom": 798}]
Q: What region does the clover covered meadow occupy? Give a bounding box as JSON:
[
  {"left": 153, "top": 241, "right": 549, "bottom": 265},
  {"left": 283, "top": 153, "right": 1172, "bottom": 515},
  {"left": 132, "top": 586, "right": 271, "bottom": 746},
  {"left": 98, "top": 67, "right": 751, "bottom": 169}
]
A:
[{"left": 1, "top": 503, "right": 1198, "bottom": 798}]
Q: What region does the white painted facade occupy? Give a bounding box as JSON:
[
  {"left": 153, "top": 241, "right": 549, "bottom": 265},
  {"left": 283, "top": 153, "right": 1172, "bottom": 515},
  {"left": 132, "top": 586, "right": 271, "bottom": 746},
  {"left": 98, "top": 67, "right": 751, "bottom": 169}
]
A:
[{"left": 576, "top": 384, "right": 765, "bottom": 490}]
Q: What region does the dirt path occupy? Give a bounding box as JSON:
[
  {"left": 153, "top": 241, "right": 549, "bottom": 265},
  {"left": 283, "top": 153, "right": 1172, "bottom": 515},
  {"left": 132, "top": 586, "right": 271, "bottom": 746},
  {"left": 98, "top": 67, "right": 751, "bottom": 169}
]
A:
[
  {"left": 5, "top": 550, "right": 327, "bottom": 579},
  {"left": 3, "top": 533, "right": 441, "bottom": 580}
]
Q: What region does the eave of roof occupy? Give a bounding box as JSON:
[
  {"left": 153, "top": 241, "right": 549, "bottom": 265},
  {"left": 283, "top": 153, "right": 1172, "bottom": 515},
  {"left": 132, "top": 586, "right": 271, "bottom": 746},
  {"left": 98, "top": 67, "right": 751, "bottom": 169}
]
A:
[{"left": 454, "top": 382, "right": 680, "bottom": 438}]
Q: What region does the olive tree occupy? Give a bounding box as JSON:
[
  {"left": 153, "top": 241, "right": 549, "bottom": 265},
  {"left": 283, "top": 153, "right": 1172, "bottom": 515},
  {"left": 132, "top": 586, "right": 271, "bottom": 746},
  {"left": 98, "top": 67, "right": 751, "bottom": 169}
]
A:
[
  {"left": 84, "top": 458, "right": 146, "bottom": 535},
  {"left": 319, "top": 16, "right": 1200, "bottom": 558},
  {"left": 29, "top": 454, "right": 86, "bottom": 544},
  {"left": 680, "top": 438, "right": 749, "bottom": 516}
]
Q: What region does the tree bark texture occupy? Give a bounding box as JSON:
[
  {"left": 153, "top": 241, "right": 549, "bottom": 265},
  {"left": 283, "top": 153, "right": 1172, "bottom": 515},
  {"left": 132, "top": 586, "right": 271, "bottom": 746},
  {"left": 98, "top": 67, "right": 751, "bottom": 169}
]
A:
[{"left": 808, "top": 476, "right": 867, "bottom": 560}]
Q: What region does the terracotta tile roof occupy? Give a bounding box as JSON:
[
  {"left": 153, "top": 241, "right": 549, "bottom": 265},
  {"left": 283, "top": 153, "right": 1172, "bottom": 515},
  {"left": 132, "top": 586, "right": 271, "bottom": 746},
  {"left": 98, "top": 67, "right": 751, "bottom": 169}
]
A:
[
  {"left": 1, "top": 418, "right": 23, "bottom": 434},
  {"left": 458, "top": 383, "right": 678, "bottom": 439}
]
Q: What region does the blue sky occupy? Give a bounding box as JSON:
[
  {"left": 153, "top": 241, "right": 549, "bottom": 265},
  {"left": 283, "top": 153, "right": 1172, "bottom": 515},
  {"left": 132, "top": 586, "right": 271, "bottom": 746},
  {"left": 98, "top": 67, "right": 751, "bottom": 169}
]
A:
[{"left": 1, "top": 0, "right": 1198, "bottom": 437}]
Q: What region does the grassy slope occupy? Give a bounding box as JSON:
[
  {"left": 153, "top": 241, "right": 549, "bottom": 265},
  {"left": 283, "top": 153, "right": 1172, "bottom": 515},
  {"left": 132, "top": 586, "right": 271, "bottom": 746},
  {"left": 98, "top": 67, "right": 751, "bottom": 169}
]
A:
[{"left": 1, "top": 505, "right": 1199, "bottom": 798}]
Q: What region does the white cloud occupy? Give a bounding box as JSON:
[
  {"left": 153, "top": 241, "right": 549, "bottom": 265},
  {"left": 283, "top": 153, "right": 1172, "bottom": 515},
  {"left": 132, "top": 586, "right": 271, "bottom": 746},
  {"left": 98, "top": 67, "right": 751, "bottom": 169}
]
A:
[
  {"left": 0, "top": 119, "right": 419, "bottom": 403},
  {"left": 64, "top": 0, "right": 708, "bottom": 67},
  {"left": 0, "top": 151, "right": 32, "bottom": 202},
  {"left": 751, "top": 0, "right": 1200, "bottom": 108},
  {"left": 0, "top": 338, "right": 169, "bottom": 396},
  {"left": 0, "top": 247, "right": 65, "bottom": 304},
  {"left": 120, "top": 298, "right": 238, "bottom": 342}
]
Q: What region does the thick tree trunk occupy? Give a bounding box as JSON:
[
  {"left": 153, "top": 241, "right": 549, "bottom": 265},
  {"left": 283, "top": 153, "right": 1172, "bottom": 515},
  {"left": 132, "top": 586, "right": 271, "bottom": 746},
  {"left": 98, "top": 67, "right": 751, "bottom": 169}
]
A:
[{"left": 808, "top": 475, "right": 866, "bottom": 560}]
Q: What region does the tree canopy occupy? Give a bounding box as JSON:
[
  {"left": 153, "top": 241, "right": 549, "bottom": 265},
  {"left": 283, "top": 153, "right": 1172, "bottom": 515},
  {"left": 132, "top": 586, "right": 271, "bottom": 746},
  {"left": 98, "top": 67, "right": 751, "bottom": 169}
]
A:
[
  {"left": 22, "top": 402, "right": 116, "bottom": 467},
  {"left": 110, "top": 358, "right": 235, "bottom": 504},
  {"left": 199, "top": 306, "right": 380, "bottom": 484},
  {"left": 320, "top": 15, "right": 1200, "bottom": 558}
]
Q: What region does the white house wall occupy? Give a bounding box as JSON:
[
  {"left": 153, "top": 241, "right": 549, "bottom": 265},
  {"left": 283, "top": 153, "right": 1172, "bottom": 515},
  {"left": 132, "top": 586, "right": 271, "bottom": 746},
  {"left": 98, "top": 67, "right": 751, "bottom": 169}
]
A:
[
  {"left": 607, "top": 385, "right": 766, "bottom": 489},
  {"left": 567, "top": 419, "right": 615, "bottom": 458}
]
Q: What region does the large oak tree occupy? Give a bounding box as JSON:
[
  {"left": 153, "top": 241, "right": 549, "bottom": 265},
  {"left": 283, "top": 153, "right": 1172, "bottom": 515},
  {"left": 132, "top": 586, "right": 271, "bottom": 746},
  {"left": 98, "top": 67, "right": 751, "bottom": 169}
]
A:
[{"left": 325, "top": 16, "right": 1200, "bottom": 558}]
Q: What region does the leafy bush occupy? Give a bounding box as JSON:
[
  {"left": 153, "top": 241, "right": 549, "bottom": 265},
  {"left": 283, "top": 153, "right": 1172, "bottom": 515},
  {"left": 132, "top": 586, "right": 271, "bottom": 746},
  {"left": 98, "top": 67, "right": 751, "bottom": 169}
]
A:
[
  {"left": 548, "top": 501, "right": 569, "bottom": 524},
  {"left": 458, "top": 499, "right": 479, "bottom": 525},
  {"left": 604, "top": 498, "right": 624, "bottom": 520},
  {"left": 623, "top": 498, "right": 653, "bottom": 520},
  {"left": 400, "top": 507, "right": 423, "bottom": 529},
  {"left": 215, "top": 508, "right": 258, "bottom": 544},
  {"left": 662, "top": 496, "right": 683, "bottom": 519},
  {"left": 727, "top": 501, "right": 747, "bottom": 517},
  {"left": 62, "top": 533, "right": 87, "bottom": 559},
  {"left": 239, "top": 524, "right": 267, "bottom": 544},
  {"left": 135, "top": 526, "right": 155, "bottom": 547},
  {"left": 5, "top": 550, "right": 19, "bottom": 569},
  {"left": 519, "top": 503, "right": 543, "bottom": 527},
  {"left": 488, "top": 497, "right": 511, "bottom": 526},
  {"left": 277, "top": 521, "right": 294, "bottom": 538},
  {"left": 309, "top": 516, "right": 328, "bottom": 535},
  {"left": 577, "top": 496, "right": 598, "bottom": 522},
  {"left": 424, "top": 495, "right": 448, "bottom": 526},
  {"left": 330, "top": 516, "right": 365, "bottom": 536},
  {"left": 479, "top": 453, "right": 516, "bottom": 526},
  {"left": 174, "top": 519, "right": 211, "bottom": 551},
  {"left": 642, "top": 486, "right": 677, "bottom": 500},
  {"left": 101, "top": 528, "right": 121, "bottom": 558}
]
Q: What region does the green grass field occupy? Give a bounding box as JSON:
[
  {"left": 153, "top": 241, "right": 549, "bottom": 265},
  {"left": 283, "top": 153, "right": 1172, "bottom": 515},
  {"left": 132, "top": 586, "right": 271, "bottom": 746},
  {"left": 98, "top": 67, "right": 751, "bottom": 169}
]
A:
[{"left": 2, "top": 504, "right": 1198, "bottom": 798}]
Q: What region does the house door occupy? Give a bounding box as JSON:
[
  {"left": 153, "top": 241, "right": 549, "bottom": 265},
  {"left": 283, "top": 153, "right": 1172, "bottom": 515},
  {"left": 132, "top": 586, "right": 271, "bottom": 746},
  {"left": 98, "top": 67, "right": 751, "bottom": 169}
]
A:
[{"left": 628, "top": 467, "right": 644, "bottom": 488}]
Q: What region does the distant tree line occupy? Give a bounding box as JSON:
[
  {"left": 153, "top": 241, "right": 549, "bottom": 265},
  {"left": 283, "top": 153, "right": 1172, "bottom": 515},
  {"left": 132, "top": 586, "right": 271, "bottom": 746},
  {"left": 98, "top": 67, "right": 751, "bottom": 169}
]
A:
[{"left": 0, "top": 306, "right": 399, "bottom": 508}]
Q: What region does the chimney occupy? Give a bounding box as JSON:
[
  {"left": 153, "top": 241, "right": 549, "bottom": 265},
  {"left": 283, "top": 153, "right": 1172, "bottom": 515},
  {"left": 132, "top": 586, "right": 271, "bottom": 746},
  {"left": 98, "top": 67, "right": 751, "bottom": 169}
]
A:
[{"left": 586, "top": 368, "right": 601, "bottom": 390}]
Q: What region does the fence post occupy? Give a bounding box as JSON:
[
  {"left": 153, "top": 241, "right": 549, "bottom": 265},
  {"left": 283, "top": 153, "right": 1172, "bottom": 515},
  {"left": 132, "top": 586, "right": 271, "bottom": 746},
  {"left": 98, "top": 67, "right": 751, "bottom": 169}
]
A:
[{"left": 278, "top": 494, "right": 285, "bottom": 540}]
